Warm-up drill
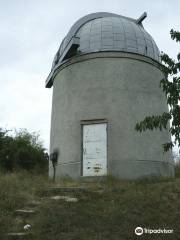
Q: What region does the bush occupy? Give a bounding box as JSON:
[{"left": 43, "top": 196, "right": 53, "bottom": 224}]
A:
[{"left": 0, "top": 128, "right": 48, "bottom": 173}]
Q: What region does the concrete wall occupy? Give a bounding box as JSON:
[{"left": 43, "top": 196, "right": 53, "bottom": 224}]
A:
[{"left": 49, "top": 52, "right": 174, "bottom": 179}]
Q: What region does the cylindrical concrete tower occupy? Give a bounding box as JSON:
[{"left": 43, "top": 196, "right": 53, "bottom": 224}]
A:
[{"left": 46, "top": 12, "right": 174, "bottom": 179}]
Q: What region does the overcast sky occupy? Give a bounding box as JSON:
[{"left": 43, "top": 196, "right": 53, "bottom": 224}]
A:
[{"left": 0, "top": 0, "right": 179, "bottom": 151}]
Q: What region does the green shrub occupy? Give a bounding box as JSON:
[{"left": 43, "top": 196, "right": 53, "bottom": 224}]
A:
[{"left": 0, "top": 128, "right": 48, "bottom": 173}]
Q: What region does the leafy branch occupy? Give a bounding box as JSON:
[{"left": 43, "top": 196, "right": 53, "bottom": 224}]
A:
[{"left": 135, "top": 29, "right": 180, "bottom": 152}]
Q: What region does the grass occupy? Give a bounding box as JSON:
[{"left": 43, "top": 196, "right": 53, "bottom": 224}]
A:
[
  {"left": 34, "top": 177, "right": 180, "bottom": 240},
  {"left": 0, "top": 171, "right": 49, "bottom": 235},
  {"left": 0, "top": 168, "right": 180, "bottom": 239}
]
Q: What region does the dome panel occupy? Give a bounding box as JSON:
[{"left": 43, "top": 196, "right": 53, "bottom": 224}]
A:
[
  {"left": 74, "top": 16, "right": 160, "bottom": 62},
  {"left": 64, "top": 15, "right": 159, "bottom": 63},
  {"left": 47, "top": 12, "right": 161, "bottom": 88}
]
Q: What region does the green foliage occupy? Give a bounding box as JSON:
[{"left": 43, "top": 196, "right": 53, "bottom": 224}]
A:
[
  {"left": 135, "top": 29, "right": 180, "bottom": 152},
  {"left": 0, "top": 128, "right": 48, "bottom": 173}
]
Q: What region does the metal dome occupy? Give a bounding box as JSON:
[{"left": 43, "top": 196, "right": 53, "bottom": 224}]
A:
[{"left": 46, "top": 12, "right": 160, "bottom": 87}]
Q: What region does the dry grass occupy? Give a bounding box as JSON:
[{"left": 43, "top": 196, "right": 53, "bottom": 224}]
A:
[
  {"left": 33, "top": 176, "right": 180, "bottom": 240},
  {"left": 0, "top": 171, "right": 49, "bottom": 235},
  {"left": 0, "top": 170, "right": 180, "bottom": 239}
]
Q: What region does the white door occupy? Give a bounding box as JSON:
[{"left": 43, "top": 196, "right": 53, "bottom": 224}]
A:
[{"left": 82, "top": 123, "right": 107, "bottom": 176}]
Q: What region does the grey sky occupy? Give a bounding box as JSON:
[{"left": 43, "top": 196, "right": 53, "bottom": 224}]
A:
[{"left": 0, "top": 0, "right": 179, "bottom": 150}]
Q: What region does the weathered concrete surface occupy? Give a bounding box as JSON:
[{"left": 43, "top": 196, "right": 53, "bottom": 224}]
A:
[
  {"left": 15, "top": 209, "right": 36, "bottom": 217},
  {"left": 5, "top": 232, "right": 30, "bottom": 240},
  {"left": 49, "top": 52, "right": 174, "bottom": 179},
  {"left": 50, "top": 196, "right": 78, "bottom": 202},
  {"left": 45, "top": 186, "right": 89, "bottom": 195}
]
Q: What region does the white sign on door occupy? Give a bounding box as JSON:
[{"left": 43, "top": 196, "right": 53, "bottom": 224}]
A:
[{"left": 82, "top": 123, "right": 107, "bottom": 176}]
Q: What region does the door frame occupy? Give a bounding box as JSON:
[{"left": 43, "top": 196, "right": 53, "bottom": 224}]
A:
[{"left": 80, "top": 119, "right": 108, "bottom": 177}]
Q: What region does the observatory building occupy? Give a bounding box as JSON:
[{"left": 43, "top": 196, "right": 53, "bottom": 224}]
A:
[{"left": 46, "top": 12, "right": 174, "bottom": 179}]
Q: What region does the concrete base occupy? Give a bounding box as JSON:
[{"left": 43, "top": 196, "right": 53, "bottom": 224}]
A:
[
  {"left": 49, "top": 160, "right": 174, "bottom": 180},
  {"left": 110, "top": 160, "right": 174, "bottom": 179}
]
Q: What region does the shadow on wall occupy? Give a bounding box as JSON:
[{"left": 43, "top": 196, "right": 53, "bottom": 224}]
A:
[{"left": 50, "top": 149, "right": 59, "bottom": 181}]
